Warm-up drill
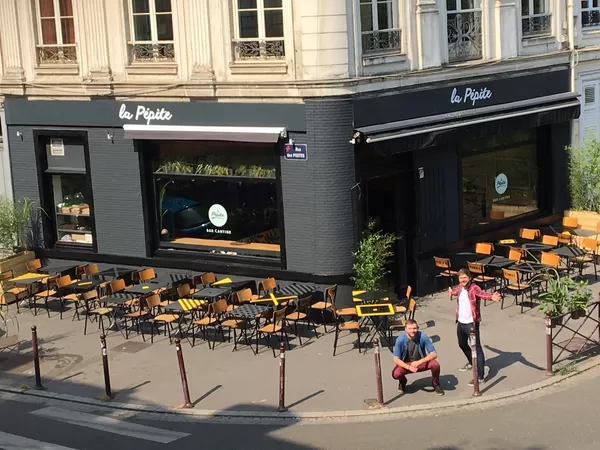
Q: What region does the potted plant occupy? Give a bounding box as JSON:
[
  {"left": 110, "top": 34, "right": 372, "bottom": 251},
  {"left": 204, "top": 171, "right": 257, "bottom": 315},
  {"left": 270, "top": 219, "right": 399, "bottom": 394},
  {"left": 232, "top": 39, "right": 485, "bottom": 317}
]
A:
[
  {"left": 565, "top": 138, "right": 600, "bottom": 226},
  {"left": 351, "top": 220, "right": 397, "bottom": 292},
  {"left": 0, "top": 196, "right": 37, "bottom": 279},
  {"left": 565, "top": 277, "right": 592, "bottom": 320},
  {"left": 537, "top": 269, "right": 568, "bottom": 327}
]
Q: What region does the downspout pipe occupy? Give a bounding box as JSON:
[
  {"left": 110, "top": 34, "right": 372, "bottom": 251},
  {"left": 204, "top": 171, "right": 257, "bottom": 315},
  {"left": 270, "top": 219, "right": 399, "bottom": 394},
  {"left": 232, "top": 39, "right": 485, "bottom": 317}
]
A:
[{"left": 567, "top": 0, "right": 576, "bottom": 93}]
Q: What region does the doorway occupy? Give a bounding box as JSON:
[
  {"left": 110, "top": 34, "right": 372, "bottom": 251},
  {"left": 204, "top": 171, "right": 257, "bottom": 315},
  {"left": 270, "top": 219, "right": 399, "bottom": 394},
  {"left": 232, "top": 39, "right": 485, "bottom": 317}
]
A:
[{"left": 363, "top": 163, "right": 417, "bottom": 296}]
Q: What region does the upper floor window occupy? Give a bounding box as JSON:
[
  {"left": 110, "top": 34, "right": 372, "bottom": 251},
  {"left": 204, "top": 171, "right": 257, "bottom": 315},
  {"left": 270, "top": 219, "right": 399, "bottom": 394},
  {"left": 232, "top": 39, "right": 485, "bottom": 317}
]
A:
[
  {"left": 582, "top": 1, "right": 600, "bottom": 28},
  {"left": 446, "top": 1, "right": 482, "bottom": 63},
  {"left": 35, "top": 0, "right": 77, "bottom": 64},
  {"left": 127, "top": 0, "right": 175, "bottom": 63},
  {"left": 521, "top": 0, "right": 551, "bottom": 37},
  {"left": 359, "top": 0, "right": 400, "bottom": 55},
  {"left": 233, "top": 0, "right": 285, "bottom": 61}
]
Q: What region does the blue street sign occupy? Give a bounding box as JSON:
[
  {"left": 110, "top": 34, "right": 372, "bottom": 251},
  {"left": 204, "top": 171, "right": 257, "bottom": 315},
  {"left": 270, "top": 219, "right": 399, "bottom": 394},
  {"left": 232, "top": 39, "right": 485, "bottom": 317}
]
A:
[{"left": 284, "top": 143, "right": 307, "bottom": 161}]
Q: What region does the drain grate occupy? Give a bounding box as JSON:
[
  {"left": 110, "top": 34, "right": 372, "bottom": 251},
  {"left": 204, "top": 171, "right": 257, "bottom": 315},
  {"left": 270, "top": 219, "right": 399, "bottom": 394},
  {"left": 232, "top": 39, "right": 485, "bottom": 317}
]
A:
[{"left": 110, "top": 341, "right": 152, "bottom": 354}]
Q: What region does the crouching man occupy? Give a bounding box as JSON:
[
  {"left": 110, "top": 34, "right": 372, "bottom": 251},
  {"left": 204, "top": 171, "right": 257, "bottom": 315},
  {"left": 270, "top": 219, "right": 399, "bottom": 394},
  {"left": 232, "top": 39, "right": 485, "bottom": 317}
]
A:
[{"left": 392, "top": 319, "right": 444, "bottom": 396}]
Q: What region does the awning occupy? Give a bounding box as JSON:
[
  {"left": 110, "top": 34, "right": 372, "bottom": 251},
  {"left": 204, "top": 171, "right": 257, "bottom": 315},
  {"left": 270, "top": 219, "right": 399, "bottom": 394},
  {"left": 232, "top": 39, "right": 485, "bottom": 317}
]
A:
[
  {"left": 123, "top": 124, "right": 287, "bottom": 143},
  {"left": 353, "top": 92, "right": 580, "bottom": 144}
]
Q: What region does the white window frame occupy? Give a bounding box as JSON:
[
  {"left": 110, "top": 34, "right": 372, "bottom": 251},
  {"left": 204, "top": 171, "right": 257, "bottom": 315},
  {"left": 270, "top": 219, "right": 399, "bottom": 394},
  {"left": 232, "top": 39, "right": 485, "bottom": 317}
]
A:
[
  {"left": 445, "top": 0, "right": 483, "bottom": 63},
  {"left": 127, "top": 0, "right": 173, "bottom": 44},
  {"left": 580, "top": 80, "right": 600, "bottom": 143},
  {"left": 581, "top": 1, "right": 600, "bottom": 28},
  {"left": 358, "top": 0, "right": 400, "bottom": 55},
  {"left": 520, "top": 0, "right": 552, "bottom": 38},
  {"left": 35, "top": 0, "right": 75, "bottom": 47},
  {"left": 232, "top": 0, "right": 285, "bottom": 61}
]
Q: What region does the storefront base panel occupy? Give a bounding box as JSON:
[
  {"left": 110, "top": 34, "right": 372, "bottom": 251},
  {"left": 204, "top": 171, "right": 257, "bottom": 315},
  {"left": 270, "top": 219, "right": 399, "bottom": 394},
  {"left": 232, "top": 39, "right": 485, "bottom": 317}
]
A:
[{"left": 34, "top": 247, "right": 352, "bottom": 286}]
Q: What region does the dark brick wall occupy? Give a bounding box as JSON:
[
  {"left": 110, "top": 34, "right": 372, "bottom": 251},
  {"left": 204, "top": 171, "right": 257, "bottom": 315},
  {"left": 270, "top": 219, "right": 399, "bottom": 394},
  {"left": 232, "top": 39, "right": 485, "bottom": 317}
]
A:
[
  {"left": 280, "top": 97, "right": 356, "bottom": 276},
  {"left": 8, "top": 126, "right": 147, "bottom": 258}
]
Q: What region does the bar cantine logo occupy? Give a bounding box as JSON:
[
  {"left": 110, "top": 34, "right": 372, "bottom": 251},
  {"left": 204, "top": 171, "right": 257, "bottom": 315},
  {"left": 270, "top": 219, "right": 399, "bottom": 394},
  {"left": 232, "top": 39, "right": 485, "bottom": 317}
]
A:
[
  {"left": 208, "top": 204, "right": 228, "bottom": 228},
  {"left": 450, "top": 86, "right": 493, "bottom": 107}
]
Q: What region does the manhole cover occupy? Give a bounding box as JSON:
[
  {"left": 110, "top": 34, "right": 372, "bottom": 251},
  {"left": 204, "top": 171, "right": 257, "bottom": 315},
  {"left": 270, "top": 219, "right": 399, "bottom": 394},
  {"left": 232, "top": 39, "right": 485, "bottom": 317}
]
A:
[{"left": 111, "top": 341, "right": 151, "bottom": 354}]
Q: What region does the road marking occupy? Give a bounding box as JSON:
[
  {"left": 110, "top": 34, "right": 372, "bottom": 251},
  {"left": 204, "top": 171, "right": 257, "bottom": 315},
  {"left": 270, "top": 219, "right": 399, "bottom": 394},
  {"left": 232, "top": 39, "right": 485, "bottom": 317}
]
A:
[
  {"left": 30, "top": 407, "right": 190, "bottom": 444},
  {"left": 0, "top": 430, "right": 78, "bottom": 450}
]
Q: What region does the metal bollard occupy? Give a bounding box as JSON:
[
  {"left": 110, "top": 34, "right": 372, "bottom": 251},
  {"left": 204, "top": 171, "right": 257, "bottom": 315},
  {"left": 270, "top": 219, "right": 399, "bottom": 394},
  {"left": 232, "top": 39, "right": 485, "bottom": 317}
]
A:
[
  {"left": 545, "top": 312, "right": 554, "bottom": 376},
  {"left": 373, "top": 338, "right": 384, "bottom": 406},
  {"left": 31, "top": 326, "right": 44, "bottom": 390},
  {"left": 100, "top": 335, "right": 113, "bottom": 399},
  {"left": 175, "top": 338, "right": 193, "bottom": 408},
  {"left": 469, "top": 326, "right": 481, "bottom": 397},
  {"left": 277, "top": 342, "right": 287, "bottom": 412}
]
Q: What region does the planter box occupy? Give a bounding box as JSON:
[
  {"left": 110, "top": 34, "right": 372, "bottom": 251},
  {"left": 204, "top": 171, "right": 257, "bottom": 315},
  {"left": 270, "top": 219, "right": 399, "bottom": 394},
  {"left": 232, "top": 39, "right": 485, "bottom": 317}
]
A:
[
  {"left": 0, "top": 251, "right": 35, "bottom": 306},
  {"left": 564, "top": 210, "right": 600, "bottom": 231}
]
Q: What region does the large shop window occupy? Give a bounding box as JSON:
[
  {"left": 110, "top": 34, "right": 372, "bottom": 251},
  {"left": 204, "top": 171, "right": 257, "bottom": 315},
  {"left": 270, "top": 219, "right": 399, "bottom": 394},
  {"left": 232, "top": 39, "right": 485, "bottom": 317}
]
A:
[
  {"left": 461, "top": 130, "right": 539, "bottom": 232},
  {"left": 39, "top": 136, "right": 96, "bottom": 248},
  {"left": 151, "top": 141, "right": 281, "bottom": 259}
]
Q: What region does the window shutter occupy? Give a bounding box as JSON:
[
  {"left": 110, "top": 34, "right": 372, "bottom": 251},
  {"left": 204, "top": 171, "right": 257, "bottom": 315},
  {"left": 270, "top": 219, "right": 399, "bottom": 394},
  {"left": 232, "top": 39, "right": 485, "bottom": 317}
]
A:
[{"left": 582, "top": 84, "right": 598, "bottom": 142}]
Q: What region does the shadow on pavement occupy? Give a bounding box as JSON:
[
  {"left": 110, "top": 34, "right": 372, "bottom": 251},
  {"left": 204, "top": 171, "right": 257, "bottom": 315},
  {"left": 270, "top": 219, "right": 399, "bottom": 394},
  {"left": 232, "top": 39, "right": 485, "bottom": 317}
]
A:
[{"left": 485, "top": 345, "right": 545, "bottom": 380}]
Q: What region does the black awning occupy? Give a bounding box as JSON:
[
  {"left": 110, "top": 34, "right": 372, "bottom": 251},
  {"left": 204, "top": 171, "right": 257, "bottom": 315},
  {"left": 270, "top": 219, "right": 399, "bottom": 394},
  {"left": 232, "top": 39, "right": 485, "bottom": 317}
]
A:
[{"left": 353, "top": 93, "right": 580, "bottom": 145}]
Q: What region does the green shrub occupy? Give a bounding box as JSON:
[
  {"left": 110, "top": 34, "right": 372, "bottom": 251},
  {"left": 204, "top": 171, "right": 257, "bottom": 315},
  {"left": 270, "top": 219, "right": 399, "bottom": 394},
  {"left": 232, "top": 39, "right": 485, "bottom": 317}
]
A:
[
  {"left": 567, "top": 139, "right": 600, "bottom": 212},
  {"left": 351, "top": 220, "right": 397, "bottom": 291}
]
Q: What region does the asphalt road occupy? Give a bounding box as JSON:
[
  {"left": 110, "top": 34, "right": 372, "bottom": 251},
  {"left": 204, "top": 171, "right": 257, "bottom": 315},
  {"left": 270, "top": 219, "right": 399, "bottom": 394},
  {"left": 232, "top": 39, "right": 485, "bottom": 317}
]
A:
[{"left": 1, "top": 366, "right": 599, "bottom": 450}]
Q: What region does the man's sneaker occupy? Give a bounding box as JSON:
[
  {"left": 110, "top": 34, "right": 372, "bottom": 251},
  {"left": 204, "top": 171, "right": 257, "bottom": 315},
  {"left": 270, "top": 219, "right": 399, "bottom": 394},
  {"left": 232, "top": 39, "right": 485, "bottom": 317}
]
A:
[
  {"left": 468, "top": 378, "right": 485, "bottom": 386},
  {"left": 459, "top": 363, "right": 472, "bottom": 372},
  {"left": 397, "top": 381, "right": 407, "bottom": 393},
  {"left": 433, "top": 385, "right": 445, "bottom": 396}
]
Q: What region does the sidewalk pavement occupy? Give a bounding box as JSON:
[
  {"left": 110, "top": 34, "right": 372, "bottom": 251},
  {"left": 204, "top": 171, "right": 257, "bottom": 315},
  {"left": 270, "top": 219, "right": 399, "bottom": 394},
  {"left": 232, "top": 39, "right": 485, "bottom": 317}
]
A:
[{"left": 1, "top": 262, "right": 598, "bottom": 414}]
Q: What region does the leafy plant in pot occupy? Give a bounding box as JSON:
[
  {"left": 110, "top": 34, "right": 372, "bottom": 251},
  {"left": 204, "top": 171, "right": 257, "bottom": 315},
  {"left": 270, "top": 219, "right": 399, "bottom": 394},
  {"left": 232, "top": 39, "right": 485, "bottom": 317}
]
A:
[
  {"left": 565, "top": 277, "right": 592, "bottom": 320},
  {"left": 0, "top": 196, "right": 37, "bottom": 256},
  {"left": 537, "top": 269, "right": 568, "bottom": 327},
  {"left": 351, "top": 220, "right": 397, "bottom": 293}
]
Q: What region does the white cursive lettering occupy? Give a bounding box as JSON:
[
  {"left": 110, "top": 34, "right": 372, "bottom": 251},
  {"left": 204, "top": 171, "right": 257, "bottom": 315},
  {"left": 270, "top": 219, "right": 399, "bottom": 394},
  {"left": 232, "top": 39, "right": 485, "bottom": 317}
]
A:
[
  {"left": 118, "top": 104, "right": 173, "bottom": 125},
  {"left": 449, "top": 86, "right": 493, "bottom": 107}
]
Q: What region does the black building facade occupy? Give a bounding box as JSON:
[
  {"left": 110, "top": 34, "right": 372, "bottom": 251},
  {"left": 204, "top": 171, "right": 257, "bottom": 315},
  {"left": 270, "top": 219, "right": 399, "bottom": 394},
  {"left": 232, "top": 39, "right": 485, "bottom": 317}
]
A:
[{"left": 4, "top": 64, "right": 580, "bottom": 294}]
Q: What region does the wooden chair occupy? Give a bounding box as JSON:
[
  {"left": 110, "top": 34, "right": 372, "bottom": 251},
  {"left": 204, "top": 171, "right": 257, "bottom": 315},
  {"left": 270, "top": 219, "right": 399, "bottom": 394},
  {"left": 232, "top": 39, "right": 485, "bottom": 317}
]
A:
[
  {"left": 54, "top": 275, "right": 79, "bottom": 320},
  {"left": 520, "top": 228, "right": 540, "bottom": 240},
  {"left": 84, "top": 263, "right": 99, "bottom": 278},
  {"left": 258, "top": 277, "right": 277, "bottom": 296},
  {"left": 467, "top": 262, "right": 496, "bottom": 291},
  {"left": 146, "top": 294, "right": 179, "bottom": 343},
  {"left": 106, "top": 278, "right": 138, "bottom": 310},
  {"left": 332, "top": 306, "right": 361, "bottom": 356},
  {"left": 256, "top": 307, "right": 290, "bottom": 357},
  {"left": 508, "top": 247, "right": 524, "bottom": 263},
  {"left": 0, "top": 270, "right": 29, "bottom": 313},
  {"left": 542, "top": 235, "right": 559, "bottom": 246},
  {"left": 310, "top": 285, "right": 355, "bottom": 335},
  {"left": 233, "top": 288, "right": 259, "bottom": 304},
  {"left": 32, "top": 276, "right": 59, "bottom": 317},
  {"left": 387, "top": 298, "right": 417, "bottom": 345},
  {"left": 26, "top": 258, "right": 43, "bottom": 273},
  {"left": 123, "top": 295, "right": 153, "bottom": 340},
  {"left": 502, "top": 269, "right": 531, "bottom": 313},
  {"left": 557, "top": 233, "right": 572, "bottom": 246},
  {"left": 74, "top": 265, "right": 88, "bottom": 280},
  {"left": 285, "top": 294, "right": 316, "bottom": 345},
  {"left": 572, "top": 237, "right": 598, "bottom": 280},
  {"left": 475, "top": 242, "right": 493, "bottom": 256},
  {"left": 82, "top": 290, "right": 113, "bottom": 335},
  {"left": 192, "top": 298, "right": 229, "bottom": 349},
  {"left": 541, "top": 252, "right": 569, "bottom": 275},
  {"left": 562, "top": 216, "right": 579, "bottom": 228},
  {"left": 433, "top": 257, "right": 458, "bottom": 289},
  {"left": 134, "top": 268, "right": 156, "bottom": 283},
  {"left": 200, "top": 272, "right": 216, "bottom": 287}
]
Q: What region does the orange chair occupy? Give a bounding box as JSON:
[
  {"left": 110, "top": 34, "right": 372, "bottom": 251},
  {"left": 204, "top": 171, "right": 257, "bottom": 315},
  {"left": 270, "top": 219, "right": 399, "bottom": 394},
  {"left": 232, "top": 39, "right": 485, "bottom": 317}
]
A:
[
  {"left": 520, "top": 228, "right": 540, "bottom": 240},
  {"left": 433, "top": 257, "right": 457, "bottom": 289},
  {"left": 508, "top": 248, "right": 524, "bottom": 263},
  {"left": 502, "top": 269, "right": 531, "bottom": 313},
  {"left": 542, "top": 235, "right": 559, "bottom": 246},
  {"left": 475, "top": 242, "right": 494, "bottom": 255},
  {"left": 562, "top": 216, "right": 579, "bottom": 228}
]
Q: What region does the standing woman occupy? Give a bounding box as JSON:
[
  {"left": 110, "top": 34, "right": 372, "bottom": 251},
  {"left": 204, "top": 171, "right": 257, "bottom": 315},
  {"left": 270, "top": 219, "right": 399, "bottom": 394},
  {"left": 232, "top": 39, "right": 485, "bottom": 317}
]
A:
[{"left": 448, "top": 268, "right": 501, "bottom": 385}]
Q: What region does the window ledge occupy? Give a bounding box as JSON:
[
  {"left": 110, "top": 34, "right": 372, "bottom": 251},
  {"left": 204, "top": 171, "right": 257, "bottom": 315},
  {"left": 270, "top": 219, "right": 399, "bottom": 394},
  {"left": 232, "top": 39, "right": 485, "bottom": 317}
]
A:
[
  {"left": 35, "top": 64, "right": 80, "bottom": 77},
  {"left": 522, "top": 35, "right": 555, "bottom": 46},
  {"left": 362, "top": 51, "right": 406, "bottom": 67},
  {"left": 582, "top": 27, "right": 600, "bottom": 36},
  {"left": 229, "top": 60, "right": 288, "bottom": 75},
  {"left": 125, "top": 63, "right": 178, "bottom": 76}
]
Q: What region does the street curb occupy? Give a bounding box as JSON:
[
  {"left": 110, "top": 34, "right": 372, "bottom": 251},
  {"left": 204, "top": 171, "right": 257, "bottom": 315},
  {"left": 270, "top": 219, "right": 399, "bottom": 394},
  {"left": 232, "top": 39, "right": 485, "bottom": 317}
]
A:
[{"left": 1, "top": 358, "right": 599, "bottom": 422}]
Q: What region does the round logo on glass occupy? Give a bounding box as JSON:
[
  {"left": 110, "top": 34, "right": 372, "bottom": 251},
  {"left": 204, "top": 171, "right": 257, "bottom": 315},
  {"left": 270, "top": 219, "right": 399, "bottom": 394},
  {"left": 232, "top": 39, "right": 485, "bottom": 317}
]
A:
[
  {"left": 495, "top": 173, "right": 508, "bottom": 195},
  {"left": 208, "top": 204, "right": 228, "bottom": 228}
]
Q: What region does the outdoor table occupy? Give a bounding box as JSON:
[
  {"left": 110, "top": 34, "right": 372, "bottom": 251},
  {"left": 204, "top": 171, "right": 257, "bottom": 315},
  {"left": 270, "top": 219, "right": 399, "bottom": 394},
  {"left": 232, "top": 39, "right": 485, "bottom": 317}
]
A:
[
  {"left": 522, "top": 243, "right": 554, "bottom": 252},
  {"left": 356, "top": 303, "right": 396, "bottom": 349},
  {"left": 8, "top": 273, "right": 47, "bottom": 284},
  {"left": 509, "top": 262, "right": 548, "bottom": 275},
  {"left": 163, "top": 298, "right": 207, "bottom": 340},
  {"left": 550, "top": 245, "right": 587, "bottom": 258},
  {"left": 353, "top": 290, "right": 390, "bottom": 303},
  {"left": 100, "top": 294, "right": 132, "bottom": 337},
  {"left": 277, "top": 282, "right": 319, "bottom": 297},
  {"left": 192, "top": 287, "right": 230, "bottom": 300},
  {"left": 212, "top": 279, "right": 255, "bottom": 292},
  {"left": 250, "top": 293, "right": 297, "bottom": 306},
  {"left": 227, "top": 303, "right": 271, "bottom": 353},
  {"left": 570, "top": 228, "right": 598, "bottom": 238},
  {"left": 95, "top": 267, "right": 137, "bottom": 282},
  {"left": 42, "top": 265, "right": 78, "bottom": 276},
  {"left": 123, "top": 276, "right": 173, "bottom": 295},
  {"left": 70, "top": 279, "right": 104, "bottom": 294},
  {"left": 476, "top": 255, "right": 514, "bottom": 269}
]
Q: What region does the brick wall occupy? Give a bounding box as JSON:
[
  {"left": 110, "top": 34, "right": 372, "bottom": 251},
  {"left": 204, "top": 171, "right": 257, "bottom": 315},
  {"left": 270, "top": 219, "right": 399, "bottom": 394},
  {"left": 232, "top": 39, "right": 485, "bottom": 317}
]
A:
[{"left": 281, "top": 97, "right": 356, "bottom": 276}]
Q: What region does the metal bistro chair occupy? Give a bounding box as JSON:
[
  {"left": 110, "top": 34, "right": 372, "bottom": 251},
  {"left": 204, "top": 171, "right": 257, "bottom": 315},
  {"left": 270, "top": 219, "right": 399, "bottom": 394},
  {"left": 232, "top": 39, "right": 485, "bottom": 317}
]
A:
[
  {"left": 467, "top": 262, "right": 496, "bottom": 292},
  {"left": 475, "top": 242, "right": 494, "bottom": 256},
  {"left": 285, "top": 294, "right": 317, "bottom": 346},
  {"left": 26, "top": 258, "right": 43, "bottom": 273},
  {"left": 256, "top": 307, "right": 290, "bottom": 357},
  {"left": 501, "top": 269, "right": 532, "bottom": 313},
  {"left": 572, "top": 237, "right": 599, "bottom": 280},
  {"left": 0, "top": 270, "right": 30, "bottom": 314},
  {"left": 433, "top": 257, "right": 457, "bottom": 289},
  {"left": 387, "top": 298, "right": 416, "bottom": 345},
  {"left": 520, "top": 228, "right": 540, "bottom": 241}
]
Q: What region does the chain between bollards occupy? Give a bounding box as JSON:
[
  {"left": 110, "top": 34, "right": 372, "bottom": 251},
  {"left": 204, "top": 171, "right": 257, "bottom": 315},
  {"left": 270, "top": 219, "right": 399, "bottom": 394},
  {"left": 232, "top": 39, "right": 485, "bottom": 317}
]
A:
[
  {"left": 175, "top": 338, "right": 193, "bottom": 408},
  {"left": 100, "top": 335, "right": 113, "bottom": 399},
  {"left": 470, "top": 326, "right": 481, "bottom": 397},
  {"left": 545, "top": 311, "right": 554, "bottom": 376},
  {"left": 373, "top": 338, "right": 384, "bottom": 406},
  {"left": 277, "top": 342, "right": 287, "bottom": 412},
  {"left": 31, "top": 326, "right": 44, "bottom": 390}
]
